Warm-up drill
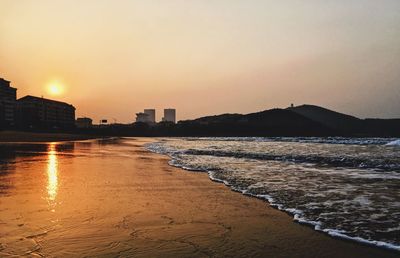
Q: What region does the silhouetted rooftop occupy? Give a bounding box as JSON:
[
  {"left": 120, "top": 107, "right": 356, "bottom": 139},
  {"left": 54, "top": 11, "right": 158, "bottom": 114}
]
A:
[
  {"left": 0, "top": 78, "right": 16, "bottom": 89},
  {"left": 18, "top": 95, "right": 75, "bottom": 108}
]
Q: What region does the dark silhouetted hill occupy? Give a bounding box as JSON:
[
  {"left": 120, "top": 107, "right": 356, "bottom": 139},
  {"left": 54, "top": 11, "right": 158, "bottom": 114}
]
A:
[
  {"left": 362, "top": 118, "right": 400, "bottom": 137},
  {"left": 177, "top": 108, "right": 336, "bottom": 136},
  {"left": 73, "top": 105, "right": 400, "bottom": 137},
  {"left": 287, "top": 104, "right": 363, "bottom": 134},
  {"left": 191, "top": 113, "right": 243, "bottom": 124}
]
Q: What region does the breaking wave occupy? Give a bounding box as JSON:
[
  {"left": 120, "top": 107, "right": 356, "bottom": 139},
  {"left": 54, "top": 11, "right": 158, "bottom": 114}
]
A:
[
  {"left": 147, "top": 137, "right": 400, "bottom": 252},
  {"left": 386, "top": 139, "right": 400, "bottom": 146}
]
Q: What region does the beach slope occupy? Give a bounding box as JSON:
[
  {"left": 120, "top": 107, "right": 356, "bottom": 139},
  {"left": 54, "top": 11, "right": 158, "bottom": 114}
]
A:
[{"left": 117, "top": 138, "right": 397, "bottom": 257}]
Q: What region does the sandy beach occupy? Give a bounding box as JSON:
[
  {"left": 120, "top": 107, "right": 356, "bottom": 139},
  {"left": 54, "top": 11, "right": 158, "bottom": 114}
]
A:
[
  {"left": 0, "top": 137, "right": 398, "bottom": 257},
  {"left": 2, "top": 1, "right": 399, "bottom": 256},
  {"left": 112, "top": 139, "right": 398, "bottom": 257}
]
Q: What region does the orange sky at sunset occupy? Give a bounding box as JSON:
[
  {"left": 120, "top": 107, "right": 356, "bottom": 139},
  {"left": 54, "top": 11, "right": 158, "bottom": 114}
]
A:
[{"left": 1, "top": 0, "right": 399, "bottom": 122}]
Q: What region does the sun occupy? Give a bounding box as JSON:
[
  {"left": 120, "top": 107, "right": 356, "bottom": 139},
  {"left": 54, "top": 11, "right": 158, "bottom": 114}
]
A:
[{"left": 47, "top": 81, "right": 64, "bottom": 96}]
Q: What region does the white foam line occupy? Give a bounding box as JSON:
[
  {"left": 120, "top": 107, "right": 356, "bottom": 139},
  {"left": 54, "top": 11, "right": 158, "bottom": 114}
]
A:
[
  {"left": 324, "top": 229, "right": 400, "bottom": 251},
  {"left": 145, "top": 142, "right": 400, "bottom": 253},
  {"left": 386, "top": 139, "right": 400, "bottom": 146},
  {"left": 252, "top": 193, "right": 400, "bottom": 252}
]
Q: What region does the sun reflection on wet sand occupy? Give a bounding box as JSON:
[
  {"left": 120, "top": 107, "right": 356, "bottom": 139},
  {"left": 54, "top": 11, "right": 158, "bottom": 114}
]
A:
[{"left": 47, "top": 143, "right": 58, "bottom": 205}]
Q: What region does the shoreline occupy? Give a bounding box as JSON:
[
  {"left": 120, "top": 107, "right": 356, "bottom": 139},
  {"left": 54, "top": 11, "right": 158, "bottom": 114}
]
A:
[
  {"left": 169, "top": 159, "right": 400, "bottom": 253},
  {"left": 142, "top": 138, "right": 399, "bottom": 257},
  {"left": 0, "top": 130, "right": 98, "bottom": 142},
  {"left": 1, "top": 137, "right": 398, "bottom": 257}
]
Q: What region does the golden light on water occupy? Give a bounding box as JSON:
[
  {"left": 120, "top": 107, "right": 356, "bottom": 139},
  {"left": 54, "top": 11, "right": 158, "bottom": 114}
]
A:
[{"left": 47, "top": 143, "right": 59, "bottom": 203}]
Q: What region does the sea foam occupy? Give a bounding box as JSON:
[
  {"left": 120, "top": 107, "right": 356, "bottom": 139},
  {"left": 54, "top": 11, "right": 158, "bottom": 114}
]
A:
[
  {"left": 386, "top": 139, "right": 400, "bottom": 146},
  {"left": 145, "top": 137, "right": 400, "bottom": 252}
]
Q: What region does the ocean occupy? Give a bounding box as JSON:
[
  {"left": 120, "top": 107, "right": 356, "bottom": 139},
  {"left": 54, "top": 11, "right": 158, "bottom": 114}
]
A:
[{"left": 147, "top": 137, "right": 400, "bottom": 251}]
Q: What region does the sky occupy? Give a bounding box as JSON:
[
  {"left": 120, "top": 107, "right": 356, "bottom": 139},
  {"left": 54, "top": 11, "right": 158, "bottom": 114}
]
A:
[{"left": 1, "top": 0, "right": 399, "bottom": 122}]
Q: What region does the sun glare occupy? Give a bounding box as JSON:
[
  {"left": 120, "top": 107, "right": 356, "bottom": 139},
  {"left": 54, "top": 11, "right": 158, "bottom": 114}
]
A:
[{"left": 47, "top": 81, "right": 64, "bottom": 96}]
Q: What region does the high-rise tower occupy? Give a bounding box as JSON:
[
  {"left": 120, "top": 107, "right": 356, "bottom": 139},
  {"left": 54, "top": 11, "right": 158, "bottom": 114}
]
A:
[{"left": 162, "top": 109, "right": 176, "bottom": 123}]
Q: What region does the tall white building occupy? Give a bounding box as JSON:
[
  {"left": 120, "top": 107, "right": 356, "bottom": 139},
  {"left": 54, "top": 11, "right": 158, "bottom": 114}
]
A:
[
  {"left": 144, "top": 109, "right": 156, "bottom": 123},
  {"left": 162, "top": 108, "right": 176, "bottom": 123}
]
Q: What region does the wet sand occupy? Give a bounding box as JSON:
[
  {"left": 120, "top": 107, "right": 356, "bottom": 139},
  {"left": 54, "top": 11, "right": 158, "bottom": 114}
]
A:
[
  {"left": 0, "top": 137, "right": 398, "bottom": 257},
  {"left": 0, "top": 130, "right": 95, "bottom": 142},
  {"left": 121, "top": 139, "right": 398, "bottom": 257}
]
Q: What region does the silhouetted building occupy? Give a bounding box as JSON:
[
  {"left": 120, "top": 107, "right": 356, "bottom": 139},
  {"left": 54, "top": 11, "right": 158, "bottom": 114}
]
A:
[
  {"left": 136, "top": 112, "right": 150, "bottom": 123},
  {"left": 76, "top": 117, "right": 93, "bottom": 128},
  {"left": 162, "top": 108, "right": 176, "bottom": 123},
  {"left": 144, "top": 109, "right": 156, "bottom": 123},
  {"left": 136, "top": 109, "right": 156, "bottom": 124},
  {"left": 17, "top": 95, "right": 75, "bottom": 129},
  {"left": 0, "top": 78, "right": 17, "bottom": 127}
]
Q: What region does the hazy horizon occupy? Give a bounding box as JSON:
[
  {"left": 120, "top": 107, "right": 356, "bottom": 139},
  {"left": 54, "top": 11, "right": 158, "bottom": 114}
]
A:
[{"left": 1, "top": 0, "right": 400, "bottom": 122}]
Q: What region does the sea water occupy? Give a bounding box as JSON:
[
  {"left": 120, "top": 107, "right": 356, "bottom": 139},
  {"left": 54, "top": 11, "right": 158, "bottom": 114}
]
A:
[{"left": 147, "top": 137, "right": 400, "bottom": 251}]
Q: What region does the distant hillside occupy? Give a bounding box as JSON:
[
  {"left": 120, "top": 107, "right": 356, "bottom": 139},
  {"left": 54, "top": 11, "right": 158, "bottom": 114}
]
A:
[
  {"left": 80, "top": 105, "right": 400, "bottom": 137},
  {"left": 287, "top": 104, "right": 363, "bottom": 134},
  {"left": 178, "top": 108, "right": 335, "bottom": 136},
  {"left": 362, "top": 119, "right": 400, "bottom": 137},
  {"left": 176, "top": 105, "right": 400, "bottom": 137},
  {"left": 191, "top": 113, "right": 242, "bottom": 124}
]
